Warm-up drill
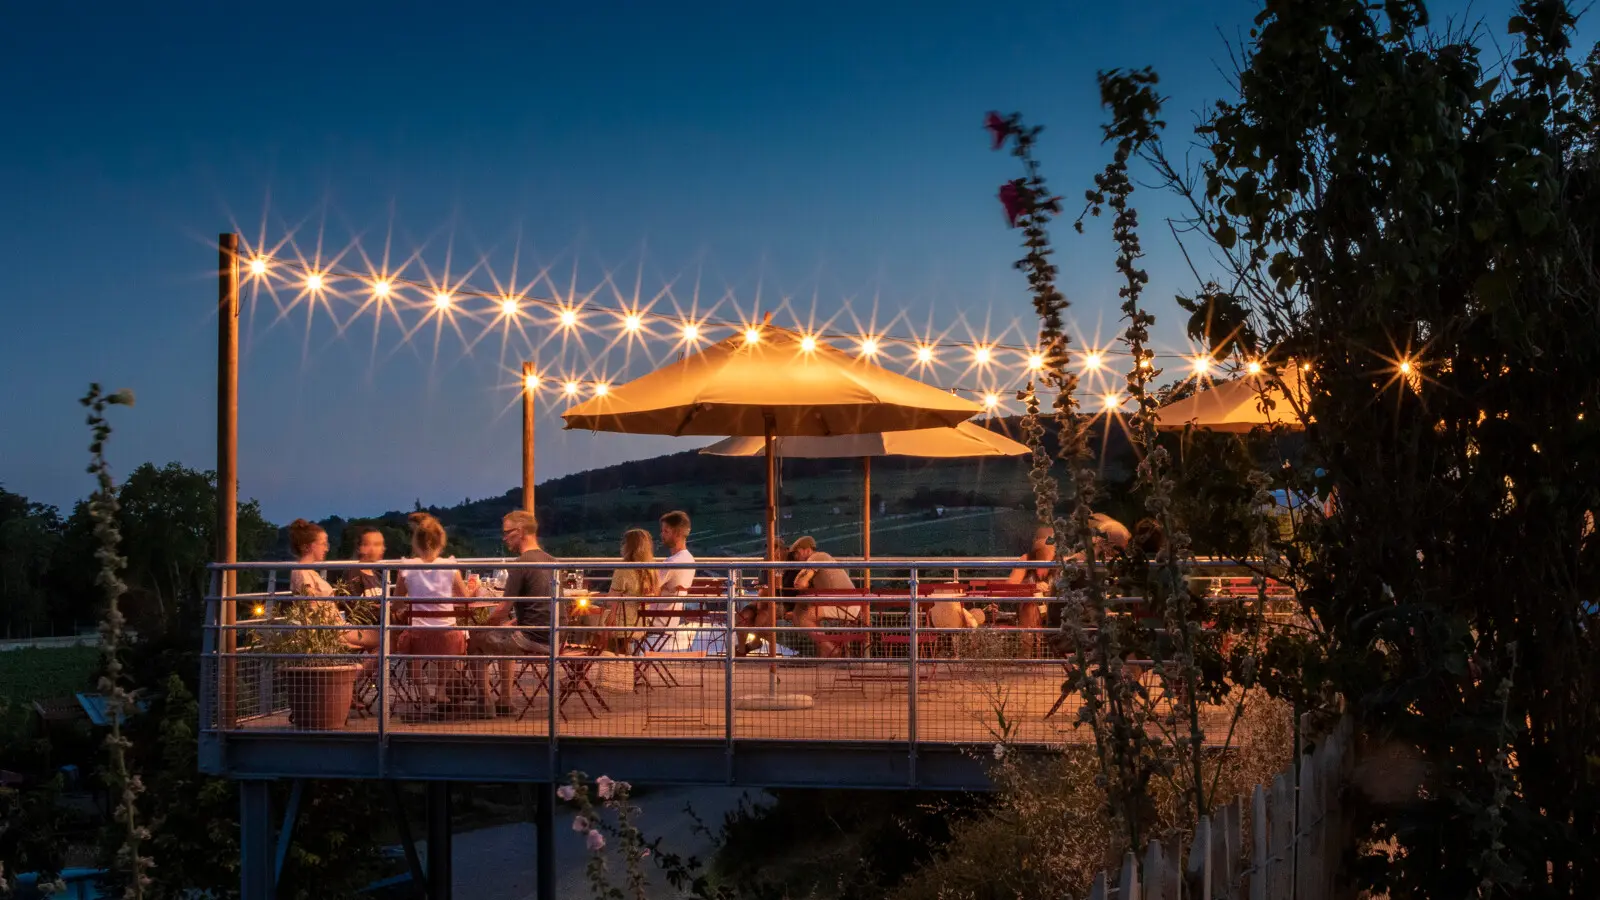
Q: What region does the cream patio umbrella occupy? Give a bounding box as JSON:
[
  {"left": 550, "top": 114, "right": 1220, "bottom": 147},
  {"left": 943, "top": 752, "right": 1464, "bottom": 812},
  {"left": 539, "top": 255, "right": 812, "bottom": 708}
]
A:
[
  {"left": 1153, "top": 367, "right": 1308, "bottom": 432},
  {"left": 563, "top": 322, "right": 983, "bottom": 707},
  {"left": 699, "top": 422, "right": 1029, "bottom": 578}
]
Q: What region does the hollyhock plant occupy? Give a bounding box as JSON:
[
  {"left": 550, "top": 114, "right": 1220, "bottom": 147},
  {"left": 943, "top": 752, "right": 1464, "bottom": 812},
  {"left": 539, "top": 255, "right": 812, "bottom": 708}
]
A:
[{"left": 985, "top": 110, "right": 1016, "bottom": 150}]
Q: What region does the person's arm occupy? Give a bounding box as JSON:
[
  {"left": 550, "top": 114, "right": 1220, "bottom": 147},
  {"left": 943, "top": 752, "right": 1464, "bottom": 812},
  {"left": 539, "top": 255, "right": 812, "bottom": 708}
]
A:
[
  {"left": 486, "top": 601, "right": 514, "bottom": 625},
  {"left": 393, "top": 574, "right": 409, "bottom": 598},
  {"left": 1007, "top": 555, "right": 1028, "bottom": 584},
  {"left": 452, "top": 572, "right": 471, "bottom": 598}
]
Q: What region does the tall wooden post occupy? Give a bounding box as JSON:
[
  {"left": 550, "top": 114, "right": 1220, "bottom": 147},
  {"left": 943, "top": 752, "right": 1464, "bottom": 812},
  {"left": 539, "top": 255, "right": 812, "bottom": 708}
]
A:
[
  {"left": 521, "top": 361, "right": 536, "bottom": 512},
  {"left": 218, "top": 233, "right": 239, "bottom": 727}
]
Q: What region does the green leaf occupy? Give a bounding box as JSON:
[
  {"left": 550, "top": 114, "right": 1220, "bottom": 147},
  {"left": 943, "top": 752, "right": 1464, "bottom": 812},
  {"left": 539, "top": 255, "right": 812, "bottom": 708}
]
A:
[{"left": 1216, "top": 222, "right": 1238, "bottom": 249}]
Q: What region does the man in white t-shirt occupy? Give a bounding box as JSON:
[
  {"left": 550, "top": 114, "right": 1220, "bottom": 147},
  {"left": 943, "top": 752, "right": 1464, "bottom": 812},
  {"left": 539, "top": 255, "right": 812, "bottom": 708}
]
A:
[
  {"left": 656, "top": 509, "right": 696, "bottom": 595},
  {"left": 653, "top": 510, "right": 697, "bottom": 650}
]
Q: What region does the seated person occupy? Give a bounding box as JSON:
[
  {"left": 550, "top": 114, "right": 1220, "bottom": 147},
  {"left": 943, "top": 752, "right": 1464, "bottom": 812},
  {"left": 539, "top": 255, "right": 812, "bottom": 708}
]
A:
[
  {"left": 604, "top": 528, "right": 659, "bottom": 654},
  {"left": 286, "top": 518, "right": 373, "bottom": 651},
  {"left": 467, "top": 510, "right": 557, "bottom": 717},
  {"left": 788, "top": 536, "right": 861, "bottom": 621},
  {"left": 332, "top": 524, "right": 387, "bottom": 650},
  {"left": 394, "top": 513, "right": 475, "bottom": 710},
  {"left": 651, "top": 510, "right": 697, "bottom": 651}
]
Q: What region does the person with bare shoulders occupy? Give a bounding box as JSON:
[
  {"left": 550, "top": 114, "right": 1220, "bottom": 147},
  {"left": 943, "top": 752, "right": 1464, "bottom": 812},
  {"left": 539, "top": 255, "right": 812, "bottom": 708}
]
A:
[
  {"left": 393, "top": 513, "right": 476, "bottom": 714},
  {"left": 286, "top": 519, "right": 374, "bottom": 651}
]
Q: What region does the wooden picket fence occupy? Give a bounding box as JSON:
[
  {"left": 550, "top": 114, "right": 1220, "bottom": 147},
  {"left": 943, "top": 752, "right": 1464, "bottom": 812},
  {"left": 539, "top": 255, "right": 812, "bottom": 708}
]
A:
[{"left": 1086, "top": 715, "right": 1352, "bottom": 900}]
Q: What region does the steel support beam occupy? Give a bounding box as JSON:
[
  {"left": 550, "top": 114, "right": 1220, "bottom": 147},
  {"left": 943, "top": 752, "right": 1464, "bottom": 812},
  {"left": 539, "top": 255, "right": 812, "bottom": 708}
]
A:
[
  {"left": 240, "top": 780, "right": 274, "bottom": 900},
  {"left": 426, "top": 782, "right": 452, "bottom": 899}
]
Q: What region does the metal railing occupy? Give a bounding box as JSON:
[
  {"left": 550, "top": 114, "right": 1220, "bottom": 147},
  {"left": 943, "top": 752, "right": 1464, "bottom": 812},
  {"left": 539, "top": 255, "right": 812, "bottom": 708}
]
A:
[{"left": 201, "top": 557, "right": 1300, "bottom": 754}]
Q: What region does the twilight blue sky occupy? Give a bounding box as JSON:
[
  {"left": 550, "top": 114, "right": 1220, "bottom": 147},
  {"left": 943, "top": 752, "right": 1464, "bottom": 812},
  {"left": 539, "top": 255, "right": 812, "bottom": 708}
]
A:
[{"left": 2, "top": 1, "right": 1588, "bottom": 523}]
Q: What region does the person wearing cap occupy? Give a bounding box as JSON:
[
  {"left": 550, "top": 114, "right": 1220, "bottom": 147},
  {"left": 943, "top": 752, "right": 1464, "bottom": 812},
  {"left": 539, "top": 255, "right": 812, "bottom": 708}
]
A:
[{"left": 786, "top": 536, "right": 858, "bottom": 658}]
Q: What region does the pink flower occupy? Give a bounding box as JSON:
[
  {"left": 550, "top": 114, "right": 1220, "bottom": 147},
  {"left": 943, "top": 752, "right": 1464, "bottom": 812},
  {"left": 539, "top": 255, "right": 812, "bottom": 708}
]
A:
[
  {"left": 572, "top": 815, "right": 590, "bottom": 833},
  {"left": 586, "top": 829, "right": 607, "bottom": 852},
  {"left": 999, "top": 182, "right": 1026, "bottom": 227},
  {"left": 556, "top": 785, "right": 576, "bottom": 802},
  {"left": 985, "top": 111, "right": 1013, "bottom": 150},
  {"left": 596, "top": 775, "right": 615, "bottom": 800}
]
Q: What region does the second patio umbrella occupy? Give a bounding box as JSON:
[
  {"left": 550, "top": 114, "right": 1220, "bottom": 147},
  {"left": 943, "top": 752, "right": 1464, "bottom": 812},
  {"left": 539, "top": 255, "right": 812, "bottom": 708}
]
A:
[
  {"left": 698, "top": 422, "right": 1029, "bottom": 571},
  {"left": 563, "top": 323, "right": 983, "bottom": 706},
  {"left": 1153, "top": 368, "right": 1308, "bottom": 432}
]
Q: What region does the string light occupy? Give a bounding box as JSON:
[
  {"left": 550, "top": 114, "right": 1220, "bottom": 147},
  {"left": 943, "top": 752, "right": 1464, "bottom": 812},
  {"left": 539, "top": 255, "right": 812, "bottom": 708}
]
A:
[
  {"left": 681, "top": 323, "right": 700, "bottom": 342},
  {"left": 1102, "top": 393, "right": 1122, "bottom": 411},
  {"left": 593, "top": 383, "right": 610, "bottom": 397},
  {"left": 304, "top": 273, "right": 325, "bottom": 291},
  {"left": 859, "top": 338, "right": 880, "bottom": 357},
  {"left": 744, "top": 328, "right": 762, "bottom": 345},
  {"left": 248, "top": 258, "right": 269, "bottom": 277},
  {"left": 1246, "top": 360, "right": 1263, "bottom": 375},
  {"left": 916, "top": 346, "right": 935, "bottom": 364},
  {"left": 1026, "top": 352, "right": 1045, "bottom": 371},
  {"left": 1191, "top": 356, "right": 1211, "bottom": 376},
  {"left": 1398, "top": 359, "right": 1413, "bottom": 375},
  {"left": 1082, "top": 352, "right": 1103, "bottom": 371},
  {"left": 622, "top": 314, "right": 643, "bottom": 333},
  {"left": 500, "top": 296, "right": 520, "bottom": 316},
  {"left": 372, "top": 278, "right": 393, "bottom": 299},
  {"left": 433, "top": 291, "right": 453, "bottom": 310},
  {"left": 559, "top": 309, "right": 579, "bottom": 329},
  {"left": 523, "top": 373, "right": 539, "bottom": 391},
  {"left": 982, "top": 392, "right": 1000, "bottom": 410},
  {"left": 800, "top": 335, "right": 818, "bottom": 353},
  {"left": 973, "top": 346, "right": 992, "bottom": 366},
  {"left": 563, "top": 381, "right": 581, "bottom": 396}
]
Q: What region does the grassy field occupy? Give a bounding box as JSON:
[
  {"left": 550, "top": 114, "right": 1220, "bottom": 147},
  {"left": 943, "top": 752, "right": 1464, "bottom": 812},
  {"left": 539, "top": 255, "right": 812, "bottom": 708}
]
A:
[
  {"left": 0, "top": 645, "right": 100, "bottom": 707},
  {"left": 541, "top": 459, "right": 1055, "bottom": 559}
]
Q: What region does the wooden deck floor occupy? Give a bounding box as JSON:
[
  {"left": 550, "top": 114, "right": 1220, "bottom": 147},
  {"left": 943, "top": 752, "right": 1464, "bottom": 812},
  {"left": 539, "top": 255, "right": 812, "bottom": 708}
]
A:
[{"left": 226, "top": 658, "right": 1238, "bottom": 748}]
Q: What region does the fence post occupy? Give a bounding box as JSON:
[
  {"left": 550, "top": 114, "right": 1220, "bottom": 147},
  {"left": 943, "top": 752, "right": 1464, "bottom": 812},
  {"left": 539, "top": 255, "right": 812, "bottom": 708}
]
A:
[
  {"left": 1088, "top": 870, "right": 1108, "bottom": 900},
  {"left": 377, "top": 566, "right": 391, "bottom": 774},
  {"left": 1267, "top": 771, "right": 1295, "bottom": 899},
  {"left": 1222, "top": 798, "right": 1242, "bottom": 898},
  {"left": 1119, "top": 850, "right": 1141, "bottom": 900},
  {"left": 1186, "top": 817, "right": 1211, "bottom": 900},
  {"left": 1250, "top": 784, "right": 1268, "bottom": 900}
]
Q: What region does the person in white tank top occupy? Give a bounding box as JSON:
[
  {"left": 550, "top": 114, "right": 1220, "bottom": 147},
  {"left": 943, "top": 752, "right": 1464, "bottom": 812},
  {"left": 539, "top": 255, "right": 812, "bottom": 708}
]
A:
[{"left": 393, "top": 513, "right": 476, "bottom": 710}]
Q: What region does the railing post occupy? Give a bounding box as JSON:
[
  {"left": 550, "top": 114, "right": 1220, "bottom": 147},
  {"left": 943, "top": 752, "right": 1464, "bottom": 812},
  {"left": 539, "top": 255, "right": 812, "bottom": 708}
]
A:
[
  {"left": 202, "top": 567, "right": 219, "bottom": 734},
  {"left": 548, "top": 569, "right": 561, "bottom": 782},
  {"left": 907, "top": 564, "right": 919, "bottom": 786},
  {"left": 724, "top": 567, "right": 738, "bottom": 782},
  {"left": 377, "top": 565, "right": 391, "bottom": 772}
]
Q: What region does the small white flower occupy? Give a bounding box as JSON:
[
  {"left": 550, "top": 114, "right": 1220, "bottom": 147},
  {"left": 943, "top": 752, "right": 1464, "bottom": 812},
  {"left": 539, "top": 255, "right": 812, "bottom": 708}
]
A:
[
  {"left": 596, "top": 775, "right": 615, "bottom": 799},
  {"left": 992, "top": 743, "right": 1006, "bottom": 760},
  {"left": 586, "top": 829, "right": 607, "bottom": 851},
  {"left": 556, "top": 785, "right": 576, "bottom": 802},
  {"left": 572, "top": 815, "right": 590, "bottom": 832}
]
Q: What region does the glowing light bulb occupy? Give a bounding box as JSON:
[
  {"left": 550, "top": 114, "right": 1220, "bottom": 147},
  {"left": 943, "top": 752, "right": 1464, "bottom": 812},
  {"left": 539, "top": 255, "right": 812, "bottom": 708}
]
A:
[
  {"left": 623, "top": 314, "right": 642, "bottom": 332},
  {"left": 248, "top": 257, "right": 268, "bottom": 276},
  {"left": 1026, "top": 352, "right": 1045, "bottom": 371},
  {"left": 1192, "top": 356, "right": 1211, "bottom": 376},
  {"left": 524, "top": 373, "right": 539, "bottom": 392},
  {"left": 859, "top": 338, "right": 879, "bottom": 357},
  {"left": 983, "top": 392, "right": 1000, "bottom": 410},
  {"left": 800, "top": 335, "right": 817, "bottom": 353},
  {"left": 1398, "top": 360, "right": 1413, "bottom": 375},
  {"left": 594, "top": 383, "right": 610, "bottom": 397},
  {"left": 973, "top": 347, "right": 992, "bottom": 365},
  {"left": 563, "top": 381, "right": 580, "bottom": 396},
  {"left": 1246, "top": 360, "right": 1263, "bottom": 375},
  {"left": 305, "top": 273, "right": 325, "bottom": 291},
  {"left": 1301, "top": 362, "right": 1312, "bottom": 371},
  {"left": 1083, "top": 352, "right": 1103, "bottom": 371},
  {"left": 372, "top": 278, "right": 392, "bottom": 299},
  {"left": 433, "top": 292, "right": 453, "bottom": 310},
  {"left": 916, "top": 346, "right": 935, "bottom": 364},
  {"left": 500, "top": 296, "right": 519, "bottom": 316},
  {"left": 682, "top": 323, "right": 700, "bottom": 341},
  {"left": 1138, "top": 358, "right": 1153, "bottom": 370},
  {"left": 559, "top": 309, "right": 579, "bottom": 328},
  {"left": 744, "top": 328, "right": 762, "bottom": 344},
  {"left": 1102, "top": 393, "right": 1121, "bottom": 411},
  {"left": 252, "top": 604, "right": 265, "bottom": 617}
]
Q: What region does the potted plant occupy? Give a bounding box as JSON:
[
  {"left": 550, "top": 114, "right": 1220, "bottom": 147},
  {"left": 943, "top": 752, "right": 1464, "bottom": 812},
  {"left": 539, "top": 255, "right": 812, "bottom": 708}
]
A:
[{"left": 265, "top": 592, "right": 361, "bottom": 730}]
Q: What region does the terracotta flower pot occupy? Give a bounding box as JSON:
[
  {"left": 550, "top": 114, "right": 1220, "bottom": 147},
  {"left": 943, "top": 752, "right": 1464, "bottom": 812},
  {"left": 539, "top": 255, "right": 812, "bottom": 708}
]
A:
[{"left": 281, "top": 663, "right": 361, "bottom": 730}]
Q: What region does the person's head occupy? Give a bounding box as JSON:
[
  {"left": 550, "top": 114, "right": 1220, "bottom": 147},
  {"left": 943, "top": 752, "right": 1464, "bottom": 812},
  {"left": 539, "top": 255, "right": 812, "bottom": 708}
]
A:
[
  {"left": 352, "top": 526, "right": 386, "bottom": 563},
  {"left": 621, "top": 528, "right": 655, "bottom": 563},
  {"left": 659, "top": 510, "right": 691, "bottom": 550},
  {"left": 407, "top": 512, "right": 448, "bottom": 561},
  {"left": 288, "top": 519, "right": 328, "bottom": 562},
  {"left": 1132, "top": 518, "right": 1166, "bottom": 557},
  {"left": 789, "top": 535, "right": 817, "bottom": 562},
  {"left": 501, "top": 510, "right": 540, "bottom": 553},
  {"left": 1088, "top": 513, "right": 1131, "bottom": 557},
  {"left": 1028, "top": 525, "right": 1053, "bottom": 558}
]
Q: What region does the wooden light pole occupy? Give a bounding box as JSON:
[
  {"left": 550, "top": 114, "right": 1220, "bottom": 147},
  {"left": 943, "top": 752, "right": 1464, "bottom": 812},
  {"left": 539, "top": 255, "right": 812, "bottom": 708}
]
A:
[
  {"left": 522, "top": 361, "right": 536, "bottom": 512},
  {"left": 218, "top": 233, "right": 240, "bottom": 726}
]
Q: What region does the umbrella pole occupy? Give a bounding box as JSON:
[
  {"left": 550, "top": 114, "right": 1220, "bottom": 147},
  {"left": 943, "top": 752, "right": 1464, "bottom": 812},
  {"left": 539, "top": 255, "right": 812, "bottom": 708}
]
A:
[{"left": 862, "top": 456, "right": 872, "bottom": 590}]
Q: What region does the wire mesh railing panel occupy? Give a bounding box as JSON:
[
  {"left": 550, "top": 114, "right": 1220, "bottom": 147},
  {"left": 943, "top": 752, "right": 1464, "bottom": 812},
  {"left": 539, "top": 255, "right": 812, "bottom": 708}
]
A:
[{"left": 200, "top": 558, "right": 1302, "bottom": 752}]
